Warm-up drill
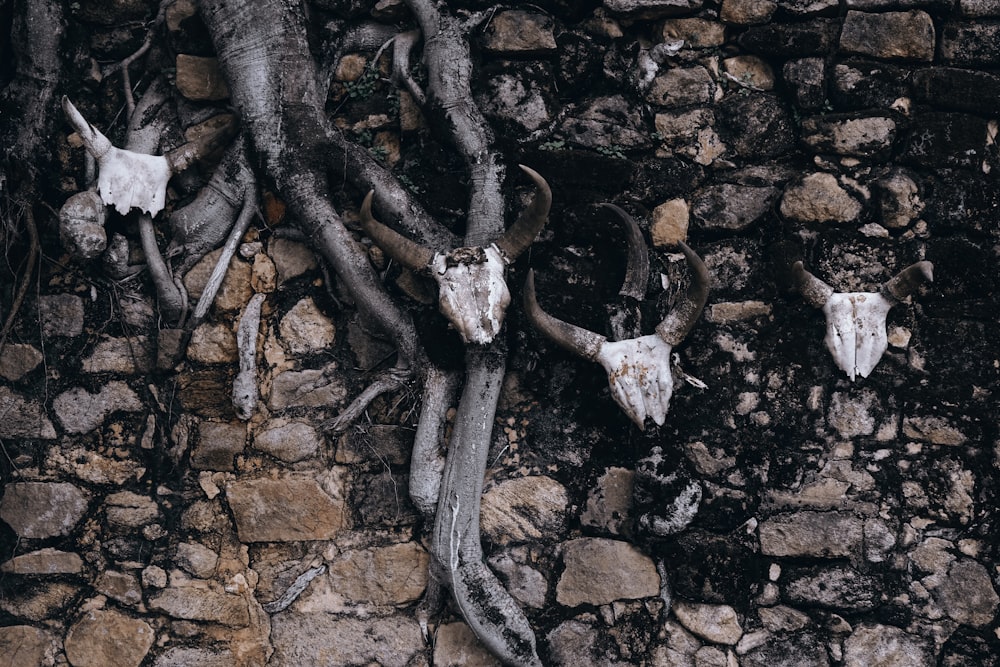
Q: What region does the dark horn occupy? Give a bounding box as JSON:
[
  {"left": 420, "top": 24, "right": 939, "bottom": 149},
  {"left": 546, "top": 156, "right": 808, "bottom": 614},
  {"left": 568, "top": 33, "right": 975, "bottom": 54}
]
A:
[
  {"left": 165, "top": 116, "right": 240, "bottom": 173},
  {"left": 791, "top": 261, "right": 834, "bottom": 309},
  {"left": 524, "top": 270, "right": 606, "bottom": 361},
  {"left": 359, "top": 190, "right": 435, "bottom": 272},
  {"left": 494, "top": 165, "right": 551, "bottom": 261},
  {"left": 882, "top": 261, "right": 933, "bottom": 301},
  {"left": 655, "top": 241, "right": 710, "bottom": 346},
  {"left": 599, "top": 203, "right": 649, "bottom": 300}
]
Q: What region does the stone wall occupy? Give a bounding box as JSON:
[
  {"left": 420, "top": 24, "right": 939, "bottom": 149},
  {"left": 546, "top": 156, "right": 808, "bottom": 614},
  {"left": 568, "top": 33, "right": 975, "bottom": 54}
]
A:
[{"left": 1, "top": 0, "right": 998, "bottom": 665}]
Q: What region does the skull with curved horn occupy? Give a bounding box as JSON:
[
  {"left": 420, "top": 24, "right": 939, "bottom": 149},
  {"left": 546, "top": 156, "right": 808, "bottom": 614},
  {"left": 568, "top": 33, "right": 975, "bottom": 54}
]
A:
[
  {"left": 62, "top": 96, "right": 236, "bottom": 217},
  {"left": 792, "top": 259, "right": 933, "bottom": 381},
  {"left": 359, "top": 165, "right": 551, "bottom": 345},
  {"left": 524, "top": 204, "right": 710, "bottom": 430}
]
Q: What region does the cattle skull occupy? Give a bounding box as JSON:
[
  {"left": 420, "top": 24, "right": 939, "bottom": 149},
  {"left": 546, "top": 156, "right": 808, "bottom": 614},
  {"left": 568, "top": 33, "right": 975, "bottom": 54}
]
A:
[
  {"left": 524, "top": 205, "right": 710, "bottom": 429},
  {"left": 359, "top": 165, "right": 550, "bottom": 345},
  {"left": 62, "top": 96, "right": 235, "bottom": 217},
  {"left": 792, "top": 260, "right": 933, "bottom": 381}
]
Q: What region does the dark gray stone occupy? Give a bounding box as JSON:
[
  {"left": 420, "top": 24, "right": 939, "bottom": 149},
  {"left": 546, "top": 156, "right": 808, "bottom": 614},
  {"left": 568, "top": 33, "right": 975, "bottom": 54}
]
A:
[{"left": 783, "top": 58, "right": 826, "bottom": 110}]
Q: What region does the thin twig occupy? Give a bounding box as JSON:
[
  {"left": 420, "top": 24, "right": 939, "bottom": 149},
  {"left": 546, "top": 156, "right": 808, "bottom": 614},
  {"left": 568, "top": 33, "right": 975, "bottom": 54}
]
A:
[
  {"left": 322, "top": 365, "right": 412, "bottom": 434},
  {"left": 0, "top": 203, "right": 39, "bottom": 354}
]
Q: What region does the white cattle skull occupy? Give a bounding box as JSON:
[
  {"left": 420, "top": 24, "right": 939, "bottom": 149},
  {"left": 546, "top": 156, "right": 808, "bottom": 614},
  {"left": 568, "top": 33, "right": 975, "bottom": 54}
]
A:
[
  {"left": 524, "top": 205, "right": 709, "bottom": 429},
  {"left": 359, "top": 165, "right": 550, "bottom": 345},
  {"left": 62, "top": 96, "right": 235, "bottom": 217},
  {"left": 792, "top": 260, "right": 933, "bottom": 381}
]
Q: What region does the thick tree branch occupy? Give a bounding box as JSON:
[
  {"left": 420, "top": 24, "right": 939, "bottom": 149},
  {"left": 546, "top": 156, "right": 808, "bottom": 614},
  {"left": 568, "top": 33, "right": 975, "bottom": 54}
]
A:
[
  {"left": 405, "top": 0, "right": 504, "bottom": 245},
  {"left": 199, "top": 0, "right": 425, "bottom": 370}
]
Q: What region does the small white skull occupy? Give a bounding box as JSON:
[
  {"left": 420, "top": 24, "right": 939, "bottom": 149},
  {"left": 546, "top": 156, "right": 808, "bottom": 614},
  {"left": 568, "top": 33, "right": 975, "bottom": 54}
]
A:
[
  {"left": 432, "top": 244, "right": 511, "bottom": 345},
  {"left": 63, "top": 97, "right": 172, "bottom": 216},
  {"left": 822, "top": 292, "right": 893, "bottom": 382},
  {"left": 794, "top": 260, "right": 932, "bottom": 381},
  {"left": 595, "top": 334, "right": 675, "bottom": 429}
]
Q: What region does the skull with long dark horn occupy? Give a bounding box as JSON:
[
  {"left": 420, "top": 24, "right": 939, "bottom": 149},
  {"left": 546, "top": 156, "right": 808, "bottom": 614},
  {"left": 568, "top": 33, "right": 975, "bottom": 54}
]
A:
[
  {"left": 792, "top": 259, "right": 933, "bottom": 381},
  {"left": 360, "top": 165, "right": 551, "bottom": 345},
  {"left": 524, "top": 204, "right": 710, "bottom": 429}
]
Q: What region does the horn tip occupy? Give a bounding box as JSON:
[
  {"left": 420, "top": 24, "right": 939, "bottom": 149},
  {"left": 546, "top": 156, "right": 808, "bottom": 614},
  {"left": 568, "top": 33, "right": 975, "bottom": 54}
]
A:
[{"left": 917, "top": 260, "right": 934, "bottom": 282}]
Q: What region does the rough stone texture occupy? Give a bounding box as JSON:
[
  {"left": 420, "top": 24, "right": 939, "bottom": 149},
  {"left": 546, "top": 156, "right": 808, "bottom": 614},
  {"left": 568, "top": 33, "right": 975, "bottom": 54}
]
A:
[
  {"left": 0, "top": 582, "right": 80, "bottom": 621},
  {"left": 148, "top": 585, "right": 251, "bottom": 626},
  {"left": 191, "top": 420, "right": 246, "bottom": 471},
  {"left": 843, "top": 624, "right": 933, "bottom": 667},
  {"left": 481, "top": 475, "right": 569, "bottom": 544},
  {"left": 0, "top": 625, "right": 55, "bottom": 667},
  {"left": 323, "top": 542, "right": 429, "bottom": 605},
  {"left": 81, "top": 335, "right": 154, "bottom": 373},
  {"left": 0, "top": 482, "right": 90, "bottom": 538},
  {"left": 741, "top": 631, "right": 830, "bottom": 667},
  {"left": 253, "top": 418, "right": 321, "bottom": 462},
  {"left": 780, "top": 172, "right": 863, "bottom": 223},
  {"left": 581, "top": 466, "right": 634, "bottom": 534},
  {"left": 651, "top": 198, "right": 690, "bottom": 246},
  {"left": 672, "top": 600, "right": 743, "bottom": 644},
  {"left": 269, "top": 614, "right": 423, "bottom": 667},
  {"left": 927, "top": 558, "right": 1000, "bottom": 626},
  {"left": 912, "top": 67, "right": 1000, "bottom": 114},
  {"left": 153, "top": 647, "right": 236, "bottom": 667},
  {"left": 226, "top": 476, "right": 346, "bottom": 542},
  {"left": 175, "top": 542, "right": 219, "bottom": 578},
  {"left": 561, "top": 96, "right": 650, "bottom": 150},
  {"left": 705, "top": 301, "right": 771, "bottom": 324},
  {"left": 481, "top": 71, "right": 552, "bottom": 133},
  {"left": 874, "top": 169, "right": 923, "bottom": 227},
  {"left": 760, "top": 511, "right": 864, "bottom": 557},
  {"left": 1, "top": 548, "right": 84, "bottom": 574},
  {"left": 0, "top": 343, "right": 43, "bottom": 381},
  {"left": 64, "top": 609, "right": 154, "bottom": 667},
  {"left": 269, "top": 237, "right": 317, "bottom": 283},
  {"left": 784, "top": 566, "right": 878, "bottom": 610},
  {"left": 487, "top": 551, "right": 549, "bottom": 609},
  {"left": 721, "top": 0, "right": 777, "bottom": 24},
  {"left": 546, "top": 618, "right": 613, "bottom": 667},
  {"left": 840, "top": 11, "right": 935, "bottom": 61},
  {"left": 604, "top": 0, "right": 704, "bottom": 18},
  {"left": 663, "top": 18, "right": 726, "bottom": 47},
  {"left": 183, "top": 249, "right": 253, "bottom": 313},
  {"left": 556, "top": 537, "right": 659, "bottom": 606},
  {"left": 800, "top": 115, "right": 897, "bottom": 157},
  {"left": 827, "top": 389, "right": 879, "bottom": 438},
  {"left": 940, "top": 22, "right": 1000, "bottom": 66},
  {"left": 434, "top": 622, "right": 502, "bottom": 667},
  {"left": 482, "top": 11, "right": 556, "bottom": 55},
  {"left": 187, "top": 323, "right": 238, "bottom": 364},
  {"left": 175, "top": 54, "right": 229, "bottom": 100},
  {"left": 52, "top": 381, "right": 143, "bottom": 434},
  {"left": 902, "top": 415, "right": 967, "bottom": 445},
  {"left": 0, "top": 386, "right": 57, "bottom": 439},
  {"left": 278, "top": 297, "right": 336, "bottom": 355},
  {"left": 691, "top": 183, "right": 778, "bottom": 231},
  {"left": 783, "top": 58, "right": 826, "bottom": 110},
  {"left": 95, "top": 570, "right": 143, "bottom": 606},
  {"left": 723, "top": 55, "right": 775, "bottom": 91},
  {"left": 39, "top": 293, "right": 84, "bottom": 337},
  {"left": 647, "top": 67, "right": 716, "bottom": 108},
  {"left": 739, "top": 19, "right": 839, "bottom": 56},
  {"left": 106, "top": 491, "right": 160, "bottom": 529},
  {"left": 268, "top": 366, "right": 347, "bottom": 410},
  {"left": 656, "top": 108, "right": 726, "bottom": 165}
]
